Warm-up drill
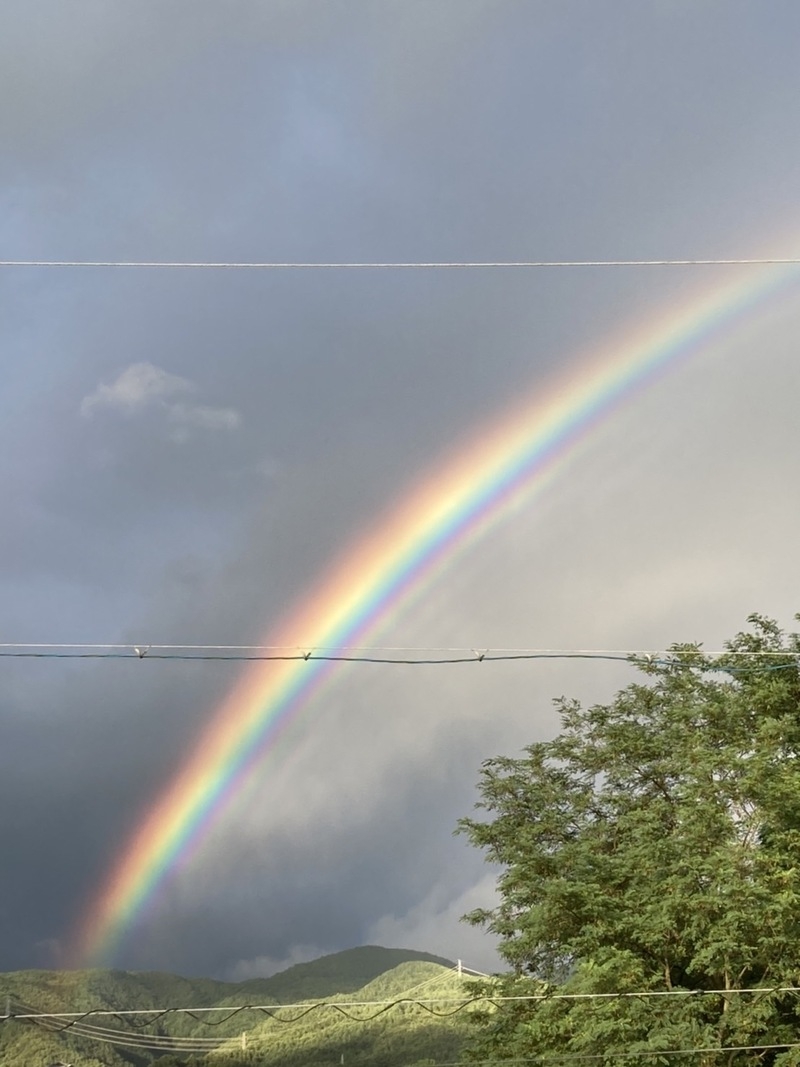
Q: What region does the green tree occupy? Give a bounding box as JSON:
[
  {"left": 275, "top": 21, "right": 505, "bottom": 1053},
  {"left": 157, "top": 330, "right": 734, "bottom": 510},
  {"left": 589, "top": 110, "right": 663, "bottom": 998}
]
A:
[{"left": 460, "top": 615, "right": 800, "bottom": 1067}]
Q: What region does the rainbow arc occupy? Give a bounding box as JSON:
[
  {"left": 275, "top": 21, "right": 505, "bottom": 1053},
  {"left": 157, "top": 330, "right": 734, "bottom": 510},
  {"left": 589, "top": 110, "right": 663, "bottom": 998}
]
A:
[{"left": 72, "top": 262, "right": 796, "bottom": 965}]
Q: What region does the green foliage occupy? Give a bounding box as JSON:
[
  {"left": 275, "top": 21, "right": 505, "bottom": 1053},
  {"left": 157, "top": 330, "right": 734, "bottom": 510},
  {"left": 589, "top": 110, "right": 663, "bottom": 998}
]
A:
[
  {"left": 184, "top": 961, "right": 472, "bottom": 1067},
  {"left": 0, "top": 1015, "right": 132, "bottom": 1067},
  {"left": 0, "top": 948, "right": 465, "bottom": 1067},
  {"left": 459, "top": 615, "right": 800, "bottom": 1067},
  {"left": 234, "top": 945, "right": 454, "bottom": 1003}
]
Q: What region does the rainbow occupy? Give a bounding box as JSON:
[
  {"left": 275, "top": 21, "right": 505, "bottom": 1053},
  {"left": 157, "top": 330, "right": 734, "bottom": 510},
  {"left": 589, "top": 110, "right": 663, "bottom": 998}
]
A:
[{"left": 73, "top": 263, "right": 797, "bottom": 965}]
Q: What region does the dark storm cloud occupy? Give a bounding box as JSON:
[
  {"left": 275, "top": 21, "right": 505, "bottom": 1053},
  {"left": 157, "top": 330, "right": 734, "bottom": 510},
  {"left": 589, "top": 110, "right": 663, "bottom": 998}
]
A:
[
  {"left": 4, "top": 0, "right": 800, "bottom": 978},
  {"left": 115, "top": 711, "right": 503, "bottom": 978}
]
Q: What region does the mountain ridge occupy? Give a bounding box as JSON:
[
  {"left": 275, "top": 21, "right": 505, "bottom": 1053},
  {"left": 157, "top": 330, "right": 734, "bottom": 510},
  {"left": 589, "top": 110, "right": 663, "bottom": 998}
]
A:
[{"left": 0, "top": 945, "right": 473, "bottom": 1067}]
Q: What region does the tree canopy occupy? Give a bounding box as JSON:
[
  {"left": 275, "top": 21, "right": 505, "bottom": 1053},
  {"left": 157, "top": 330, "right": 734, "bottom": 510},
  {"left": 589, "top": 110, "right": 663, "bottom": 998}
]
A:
[{"left": 460, "top": 615, "right": 800, "bottom": 1067}]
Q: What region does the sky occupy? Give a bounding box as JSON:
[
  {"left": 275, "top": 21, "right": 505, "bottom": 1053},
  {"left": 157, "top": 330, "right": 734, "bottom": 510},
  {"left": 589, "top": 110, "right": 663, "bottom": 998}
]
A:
[{"left": 2, "top": 0, "right": 800, "bottom": 981}]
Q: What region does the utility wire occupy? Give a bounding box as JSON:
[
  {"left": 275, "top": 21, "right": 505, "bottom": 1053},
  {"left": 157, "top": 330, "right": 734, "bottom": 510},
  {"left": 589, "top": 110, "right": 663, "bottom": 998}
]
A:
[
  {"left": 30, "top": 1018, "right": 234, "bottom": 1054},
  {"left": 2, "top": 642, "right": 796, "bottom": 655},
  {"left": 11, "top": 984, "right": 800, "bottom": 1058},
  {"left": 1, "top": 640, "right": 797, "bottom": 657},
  {"left": 7, "top": 997, "right": 230, "bottom": 1054},
  {"left": 14, "top": 1010, "right": 800, "bottom": 1058},
  {"left": 0, "top": 643, "right": 795, "bottom": 673},
  {"left": 8, "top": 984, "right": 800, "bottom": 1025},
  {"left": 2, "top": 257, "right": 800, "bottom": 270},
  {"left": 19, "top": 1010, "right": 800, "bottom": 1059}
]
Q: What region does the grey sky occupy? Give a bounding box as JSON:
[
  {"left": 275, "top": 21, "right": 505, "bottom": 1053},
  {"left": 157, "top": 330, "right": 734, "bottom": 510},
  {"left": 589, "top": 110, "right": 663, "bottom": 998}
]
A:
[{"left": 2, "top": 1, "right": 800, "bottom": 980}]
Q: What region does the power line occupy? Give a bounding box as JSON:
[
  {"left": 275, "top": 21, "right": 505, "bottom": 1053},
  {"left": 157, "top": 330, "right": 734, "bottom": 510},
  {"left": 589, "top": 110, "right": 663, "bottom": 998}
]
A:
[
  {"left": 1, "top": 640, "right": 797, "bottom": 657},
  {"left": 10, "top": 983, "right": 800, "bottom": 1058},
  {"left": 1, "top": 257, "right": 800, "bottom": 270},
  {"left": 0, "top": 643, "right": 795, "bottom": 672},
  {"left": 6, "top": 967, "right": 477, "bottom": 1054},
  {"left": 8, "top": 984, "right": 800, "bottom": 1025},
  {"left": 13, "top": 1006, "right": 800, "bottom": 1059},
  {"left": 20, "top": 1006, "right": 800, "bottom": 1059}
]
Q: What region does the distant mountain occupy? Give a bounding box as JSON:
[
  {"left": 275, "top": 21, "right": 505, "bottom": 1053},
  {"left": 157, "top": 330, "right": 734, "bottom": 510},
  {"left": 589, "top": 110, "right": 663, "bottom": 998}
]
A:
[
  {"left": 235, "top": 945, "right": 455, "bottom": 1001},
  {"left": 0, "top": 946, "right": 477, "bottom": 1067}
]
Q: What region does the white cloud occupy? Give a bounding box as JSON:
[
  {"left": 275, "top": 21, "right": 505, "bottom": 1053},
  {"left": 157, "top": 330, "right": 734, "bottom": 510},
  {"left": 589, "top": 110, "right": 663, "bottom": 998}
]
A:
[
  {"left": 80, "top": 362, "right": 241, "bottom": 440},
  {"left": 169, "top": 402, "right": 240, "bottom": 432},
  {"left": 225, "top": 943, "right": 325, "bottom": 981},
  {"left": 168, "top": 401, "right": 241, "bottom": 443},
  {"left": 80, "top": 362, "right": 191, "bottom": 416},
  {"left": 366, "top": 874, "right": 502, "bottom": 975}
]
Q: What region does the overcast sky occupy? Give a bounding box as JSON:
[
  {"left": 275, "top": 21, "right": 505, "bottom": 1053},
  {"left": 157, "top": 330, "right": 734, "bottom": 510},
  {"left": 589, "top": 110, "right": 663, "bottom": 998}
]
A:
[{"left": 3, "top": 0, "right": 800, "bottom": 981}]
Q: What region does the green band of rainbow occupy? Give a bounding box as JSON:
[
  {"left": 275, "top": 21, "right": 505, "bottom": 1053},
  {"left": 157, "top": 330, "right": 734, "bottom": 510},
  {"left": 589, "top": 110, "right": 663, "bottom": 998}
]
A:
[{"left": 72, "top": 264, "right": 796, "bottom": 965}]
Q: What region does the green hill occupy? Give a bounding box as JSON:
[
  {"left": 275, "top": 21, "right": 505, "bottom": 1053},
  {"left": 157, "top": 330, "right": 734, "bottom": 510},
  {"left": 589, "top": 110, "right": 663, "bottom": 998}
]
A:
[
  {"left": 235, "top": 945, "right": 455, "bottom": 1002},
  {"left": 0, "top": 946, "right": 478, "bottom": 1067}
]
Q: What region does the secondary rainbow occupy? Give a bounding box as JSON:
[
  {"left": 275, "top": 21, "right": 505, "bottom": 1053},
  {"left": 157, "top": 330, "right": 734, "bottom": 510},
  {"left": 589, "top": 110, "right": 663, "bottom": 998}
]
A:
[{"left": 73, "top": 262, "right": 797, "bottom": 965}]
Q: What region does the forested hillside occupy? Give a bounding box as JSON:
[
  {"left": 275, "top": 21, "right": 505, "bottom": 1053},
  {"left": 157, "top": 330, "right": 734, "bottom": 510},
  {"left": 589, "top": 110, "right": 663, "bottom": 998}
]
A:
[{"left": 0, "top": 946, "right": 476, "bottom": 1066}]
